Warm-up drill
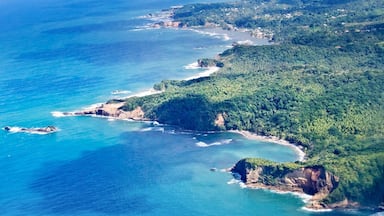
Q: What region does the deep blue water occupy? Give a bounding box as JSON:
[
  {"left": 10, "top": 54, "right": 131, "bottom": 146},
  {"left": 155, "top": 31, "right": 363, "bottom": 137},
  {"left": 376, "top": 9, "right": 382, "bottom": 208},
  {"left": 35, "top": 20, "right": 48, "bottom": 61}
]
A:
[{"left": 0, "top": 0, "right": 375, "bottom": 215}]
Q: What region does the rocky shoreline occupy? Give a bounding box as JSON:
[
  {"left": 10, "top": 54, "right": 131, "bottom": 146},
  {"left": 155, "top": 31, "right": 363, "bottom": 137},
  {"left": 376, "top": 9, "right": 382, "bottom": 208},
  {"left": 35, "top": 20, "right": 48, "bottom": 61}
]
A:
[
  {"left": 229, "top": 159, "right": 358, "bottom": 211},
  {"left": 144, "top": 5, "right": 272, "bottom": 45},
  {"left": 225, "top": 132, "right": 367, "bottom": 211},
  {"left": 76, "top": 102, "right": 147, "bottom": 121},
  {"left": 67, "top": 95, "right": 371, "bottom": 212}
]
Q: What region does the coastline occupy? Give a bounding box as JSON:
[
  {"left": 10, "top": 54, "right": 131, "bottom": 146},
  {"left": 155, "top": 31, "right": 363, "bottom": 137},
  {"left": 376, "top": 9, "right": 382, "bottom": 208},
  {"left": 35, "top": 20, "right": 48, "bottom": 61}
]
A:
[
  {"left": 125, "top": 88, "right": 162, "bottom": 98},
  {"left": 55, "top": 7, "right": 328, "bottom": 211},
  {"left": 54, "top": 64, "right": 217, "bottom": 120},
  {"left": 6, "top": 0, "right": 382, "bottom": 215},
  {"left": 184, "top": 65, "right": 220, "bottom": 80},
  {"left": 230, "top": 130, "right": 306, "bottom": 162}
]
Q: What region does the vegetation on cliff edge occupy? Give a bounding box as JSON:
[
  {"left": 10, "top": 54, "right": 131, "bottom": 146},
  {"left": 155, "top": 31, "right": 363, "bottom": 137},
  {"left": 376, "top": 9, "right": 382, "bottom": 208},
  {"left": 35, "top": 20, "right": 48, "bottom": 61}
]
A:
[{"left": 114, "top": 0, "right": 384, "bottom": 208}]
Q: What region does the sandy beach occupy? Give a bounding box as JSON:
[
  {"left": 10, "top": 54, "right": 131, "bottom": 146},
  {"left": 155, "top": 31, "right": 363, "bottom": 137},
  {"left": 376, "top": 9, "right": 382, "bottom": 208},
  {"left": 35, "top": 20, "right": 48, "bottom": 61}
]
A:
[
  {"left": 125, "top": 88, "right": 163, "bottom": 98},
  {"left": 230, "top": 130, "right": 306, "bottom": 161},
  {"left": 184, "top": 65, "right": 220, "bottom": 80}
]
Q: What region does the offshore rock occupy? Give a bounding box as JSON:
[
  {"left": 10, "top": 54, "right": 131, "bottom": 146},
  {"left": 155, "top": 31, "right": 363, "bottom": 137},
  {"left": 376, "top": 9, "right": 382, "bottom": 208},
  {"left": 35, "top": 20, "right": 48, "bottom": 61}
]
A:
[{"left": 3, "top": 126, "right": 58, "bottom": 134}]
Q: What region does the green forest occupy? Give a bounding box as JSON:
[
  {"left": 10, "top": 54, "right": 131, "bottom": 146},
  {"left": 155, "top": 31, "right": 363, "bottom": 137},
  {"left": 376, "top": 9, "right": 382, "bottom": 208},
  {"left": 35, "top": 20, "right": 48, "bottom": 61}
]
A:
[{"left": 111, "top": 0, "right": 384, "bottom": 208}]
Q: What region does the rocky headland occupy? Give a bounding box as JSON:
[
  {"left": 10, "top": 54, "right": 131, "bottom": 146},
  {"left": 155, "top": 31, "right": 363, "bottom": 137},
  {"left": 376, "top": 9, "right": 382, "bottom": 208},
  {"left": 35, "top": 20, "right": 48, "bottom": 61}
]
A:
[
  {"left": 230, "top": 158, "right": 364, "bottom": 210},
  {"left": 72, "top": 102, "right": 148, "bottom": 121}
]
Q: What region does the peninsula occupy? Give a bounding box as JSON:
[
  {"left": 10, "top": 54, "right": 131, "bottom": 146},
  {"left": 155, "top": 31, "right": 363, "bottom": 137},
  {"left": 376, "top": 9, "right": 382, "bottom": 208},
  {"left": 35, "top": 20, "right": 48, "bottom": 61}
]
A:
[{"left": 77, "top": 0, "right": 384, "bottom": 211}]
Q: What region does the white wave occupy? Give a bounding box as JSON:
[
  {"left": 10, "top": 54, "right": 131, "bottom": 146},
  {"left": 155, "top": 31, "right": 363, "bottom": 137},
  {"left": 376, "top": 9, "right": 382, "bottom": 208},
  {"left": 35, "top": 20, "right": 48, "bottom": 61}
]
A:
[
  {"left": 227, "top": 178, "right": 241, "bottom": 185},
  {"left": 221, "top": 139, "right": 233, "bottom": 144},
  {"left": 51, "top": 111, "right": 76, "bottom": 117},
  {"left": 127, "top": 88, "right": 162, "bottom": 98},
  {"left": 140, "top": 127, "right": 154, "bottom": 132},
  {"left": 3, "top": 126, "right": 23, "bottom": 133},
  {"left": 51, "top": 111, "right": 67, "bottom": 117},
  {"left": 82, "top": 103, "right": 103, "bottom": 110},
  {"left": 184, "top": 66, "right": 220, "bottom": 81},
  {"left": 26, "top": 130, "right": 54, "bottom": 135},
  {"left": 192, "top": 29, "right": 232, "bottom": 41},
  {"left": 301, "top": 207, "right": 333, "bottom": 212},
  {"left": 139, "top": 127, "right": 165, "bottom": 133},
  {"left": 227, "top": 177, "right": 247, "bottom": 189},
  {"left": 190, "top": 28, "right": 232, "bottom": 41},
  {"left": 223, "top": 34, "right": 231, "bottom": 41},
  {"left": 196, "top": 139, "right": 233, "bottom": 147},
  {"left": 269, "top": 190, "right": 313, "bottom": 204},
  {"left": 184, "top": 62, "right": 200, "bottom": 70},
  {"left": 121, "top": 118, "right": 135, "bottom": 122},
  {"left": 236, "top": 40, "right": 254, "bottom": 45},
  {"left": 111, "top": 90, "right": 131, "bottom": 95},
  {"left": 196, "top": 141, "right": 210, "bottom": 147},
  {"left": 239, "top": 182, "right": 247, "bottom": 189},
  {"left": 131, "top": 27, "right": 146, "bottom": 32}
]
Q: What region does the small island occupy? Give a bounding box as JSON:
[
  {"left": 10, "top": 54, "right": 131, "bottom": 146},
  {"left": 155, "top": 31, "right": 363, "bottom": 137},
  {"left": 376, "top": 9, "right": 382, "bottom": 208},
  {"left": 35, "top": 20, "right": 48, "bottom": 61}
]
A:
[
  {"left": 73, "top": 0, "right": 384, "bottom": 212},
  {"left": 3, "top": 126, "right": 58, "bottom": 134}
]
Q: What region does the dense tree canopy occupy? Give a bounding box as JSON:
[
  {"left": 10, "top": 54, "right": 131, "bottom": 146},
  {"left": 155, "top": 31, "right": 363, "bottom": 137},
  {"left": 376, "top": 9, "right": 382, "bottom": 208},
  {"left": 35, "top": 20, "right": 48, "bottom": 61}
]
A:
[{"left": 113, "top": 0, "right": 384, "bottom": 208}]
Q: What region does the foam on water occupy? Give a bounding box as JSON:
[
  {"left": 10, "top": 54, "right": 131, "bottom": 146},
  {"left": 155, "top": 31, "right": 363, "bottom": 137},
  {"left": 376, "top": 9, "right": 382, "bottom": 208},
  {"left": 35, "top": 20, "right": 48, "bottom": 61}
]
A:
[
  {"left": 301, "top": 207, "right": 333, "bottom": 213},
  {"left": 268, "top": 190, "right": 313, "bottom": 204},
  {"left": 81, "top": 103, "right": 104, "bottom": 110},
  {"left": 3, "top": 126, "right": 24, "bottom": 133},
  {"left": 111, "top": 90, "right": 131, "bottom": 95},
  {"left": 196, "top": 139, "right": 233, "bottom": 147},
  {"left": 190, "top": 28, "right": 232, "bottom": 41},
  {"left": 184, "top": 62, "right": 200, "bottom": 70},
  {"left": 184, "top": 66, "right": 220, "bottom": 80},
  {"left": 51, "top": 111, "right": 67, "bottom": 118},
  {"left": 227, "top": 178, "right": 241, "bottom": 185}
]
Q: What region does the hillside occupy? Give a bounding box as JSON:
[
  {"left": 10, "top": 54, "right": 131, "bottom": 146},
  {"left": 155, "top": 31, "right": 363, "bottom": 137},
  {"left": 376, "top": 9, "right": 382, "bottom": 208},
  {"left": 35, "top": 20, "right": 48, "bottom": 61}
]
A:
[{"left": 105, "top": 0, "right": 384, "bottom": 210}]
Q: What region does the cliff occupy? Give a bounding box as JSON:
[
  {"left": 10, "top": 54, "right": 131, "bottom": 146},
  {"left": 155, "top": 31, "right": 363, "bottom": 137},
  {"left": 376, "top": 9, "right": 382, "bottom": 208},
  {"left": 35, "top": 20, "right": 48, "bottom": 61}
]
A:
[{"left": 231, "top": 158, "right": 341, "bottom": 209}]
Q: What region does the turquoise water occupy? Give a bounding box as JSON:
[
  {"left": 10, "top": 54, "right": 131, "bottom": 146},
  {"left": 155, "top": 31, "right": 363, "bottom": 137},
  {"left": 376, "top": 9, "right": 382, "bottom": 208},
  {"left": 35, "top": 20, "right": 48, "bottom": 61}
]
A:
[{"left": 0, "top": 0, "right": 373, "bottom": 215}]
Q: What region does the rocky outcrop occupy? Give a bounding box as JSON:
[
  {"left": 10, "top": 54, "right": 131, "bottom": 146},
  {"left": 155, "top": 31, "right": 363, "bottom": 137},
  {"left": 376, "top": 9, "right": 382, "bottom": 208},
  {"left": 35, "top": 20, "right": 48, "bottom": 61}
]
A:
[
  {"left": 231, "top": 159, "right": 339, "bottom": 209},
  {"left": 3, "top": 126, "right": 58, "bottom": 134},
  {"left": 197, "top": 58, "right": 224, "bottom": 68},
  {"left": 214, "top": 113, "right": 225, "bottom": 128},
  {"left": 154, "top": 21, "right": 183, "bottom": 28},
  {"left": 75, "top": 103, "right": 148, "bottom": 121}
]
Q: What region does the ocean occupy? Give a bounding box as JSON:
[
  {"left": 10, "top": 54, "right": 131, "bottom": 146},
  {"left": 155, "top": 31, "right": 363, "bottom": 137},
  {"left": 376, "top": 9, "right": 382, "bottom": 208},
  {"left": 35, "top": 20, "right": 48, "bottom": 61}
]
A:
[{"left": 0, "top": 0, "right": 374, "bottom": 215}]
